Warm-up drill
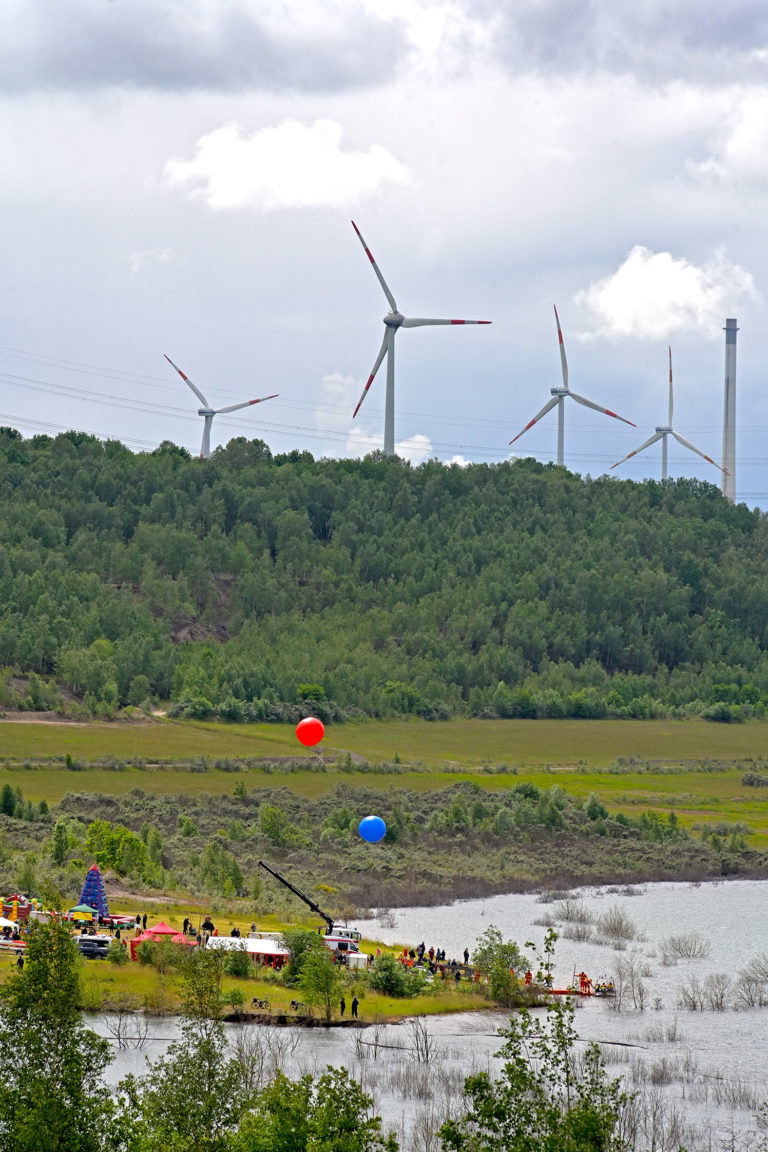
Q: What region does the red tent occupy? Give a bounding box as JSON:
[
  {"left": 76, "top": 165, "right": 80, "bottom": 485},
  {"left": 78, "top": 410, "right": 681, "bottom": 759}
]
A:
[
  {"left": 171, "top": 933, "right": 197, "bottom": 947},
  {"left": 129, "top": 922, "right": 181, "bottom": 961}
]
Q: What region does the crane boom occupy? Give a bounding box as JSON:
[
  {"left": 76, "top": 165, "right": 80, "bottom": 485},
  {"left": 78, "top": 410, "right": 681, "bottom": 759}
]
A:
[{"left": 258, "top": 860, "right": 334, "bottom": 934}]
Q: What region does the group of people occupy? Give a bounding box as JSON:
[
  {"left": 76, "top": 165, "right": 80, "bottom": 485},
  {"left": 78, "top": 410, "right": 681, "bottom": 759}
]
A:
[
  {"left": 400, "top": 941, "right": 475, "bottom": 982},
  {"left": 338, "top": 994, "right": 359, "bottom": 1018}
]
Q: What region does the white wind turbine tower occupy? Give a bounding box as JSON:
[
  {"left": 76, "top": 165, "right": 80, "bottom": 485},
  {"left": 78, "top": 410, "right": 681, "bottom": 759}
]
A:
[
  {"left": 509, "top": 306, "right": 635, "bottom": 465},
  {"left": 163, "top": 354, "right": 278, "bottom": 459},
  {"left": 351, "top": 221, "right": 491, "bottom": 456},
  {"left": 610, "top": 347, "right": 726, "bottom": 481}
]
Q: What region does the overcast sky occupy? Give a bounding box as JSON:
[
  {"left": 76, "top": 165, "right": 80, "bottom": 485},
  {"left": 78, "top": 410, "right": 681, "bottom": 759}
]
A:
[{"left": 2, "top": 0, "right": 767, "bottom": 503}]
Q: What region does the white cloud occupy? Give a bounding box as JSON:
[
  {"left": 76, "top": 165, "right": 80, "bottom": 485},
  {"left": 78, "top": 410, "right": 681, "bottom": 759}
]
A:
[
  {"left": 128, "top": 248, "right": 174, "bottom": 275},
  {"left": 163, "top": 119, "right": 410, "bottom": 211},
  {"left": 693, "top": 93, "right": 768, "bottom": 185},
  {"left": 314, "top": 374, "right": 432, "bottom": 462},
  {"left": 396, "top": 433, "right": 432, "bottom": 463},
  {"left": 576, "top": 246, "right": 758, "bottom": 340}
]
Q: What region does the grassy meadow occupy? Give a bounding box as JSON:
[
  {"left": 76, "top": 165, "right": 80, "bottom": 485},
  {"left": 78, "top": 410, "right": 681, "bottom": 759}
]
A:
[{"left": 2, "top": 716, "right": 768, "bottom": 844}]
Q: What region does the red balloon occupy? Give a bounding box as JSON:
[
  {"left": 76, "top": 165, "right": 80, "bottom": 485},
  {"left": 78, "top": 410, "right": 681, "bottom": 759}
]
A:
[{"left": 296, "top": 717, "right": 325, "bottom": 747}]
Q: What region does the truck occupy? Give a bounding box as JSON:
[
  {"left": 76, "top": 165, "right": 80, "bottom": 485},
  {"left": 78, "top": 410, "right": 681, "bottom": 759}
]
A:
[{"left": 258, "top": 860, "right": 362, "bottom": 954}]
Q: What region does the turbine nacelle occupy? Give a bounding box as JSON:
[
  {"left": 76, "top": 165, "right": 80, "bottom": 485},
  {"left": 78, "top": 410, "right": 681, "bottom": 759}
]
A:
[
  {"left": 384, "top": 311, "right": 405, "bottom": 329},
  {"left": 198, "top": 408, "right": 216, "bottom": 417},
  {"left": 655, "top": 425, "right": 672, "bottom": 435}
]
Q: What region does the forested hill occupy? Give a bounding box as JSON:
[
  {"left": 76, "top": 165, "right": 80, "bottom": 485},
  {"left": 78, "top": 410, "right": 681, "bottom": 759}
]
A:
[{"left": 1, "top": 426, "right": 766, "bottom": 721}]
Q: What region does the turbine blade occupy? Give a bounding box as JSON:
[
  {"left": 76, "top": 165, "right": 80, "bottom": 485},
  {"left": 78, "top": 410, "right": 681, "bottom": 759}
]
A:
[
  {"left": 554, "top": 305, "right": 568, "bottom": 389},
  {"left": 610, "top": 431, "right": 664, "bottom": 469},
  {"left": 351, "top": 221, "right": 397, "bottom": 312},
  {"left": 401, "top": 317, "right": 492, "bottom": 327},
  {"left": 353, "top": 332, "right": 389, "bottom": 418},
  {"left": 668, "top": 346, "right": 674, "bottom": 426},
  {"left": 163, "top": 353, "right": 210, "bottom": 408},
  {"left": 508, "top": 396, "right": 559, "bottom": 445},
  {"left": 569, "top": 391, "right": 636, "bottom": 426},
  {"left": 671, "top": 430, "right": 727, "bottom": 473},
  {"left": 215, "top": 394, "right": 278, "bottom": 415}
]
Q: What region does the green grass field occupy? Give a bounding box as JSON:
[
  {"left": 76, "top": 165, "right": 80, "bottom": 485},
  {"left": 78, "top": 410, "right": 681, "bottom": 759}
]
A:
[
  {"left": 2, "top": 715, "right": 767, "bottom": 766},
  {"left": 2, "top": 716, "right": 768, "bottom": 842}
]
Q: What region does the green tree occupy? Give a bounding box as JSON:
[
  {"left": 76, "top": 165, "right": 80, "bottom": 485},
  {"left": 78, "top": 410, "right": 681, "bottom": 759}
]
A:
[
  {"left": 0, "top": 782, "right": 15, "bottom": 816},
  {"left": 368, "top": 952, "right": 410, "bottom": 997},
  {"left": 0, "top": 919, "right": 114, "bottom": 1152},
  {"left": 299, "top": 945, "right": 344, "bottom": 1022},
  {"left": 471, "top": 924, "right": 528, "bottom": 977},
  {"left": 258, "top": 803, "right": 292, "bottom": 845},
  {"left": 471, "top": 925, "right": 532, "bottom": 1008},
  {"left": 233, "top": 1066, "right": 398, "bottom": 1152},
  {"left": 120, "top": 948, "right": 250, "bottom": 1152},
  {"left": 280, "top": 927, "right": 324, "bottom": 982},
  {"left": 439, "top": 998, "right": 631, "bottom": 1152}
]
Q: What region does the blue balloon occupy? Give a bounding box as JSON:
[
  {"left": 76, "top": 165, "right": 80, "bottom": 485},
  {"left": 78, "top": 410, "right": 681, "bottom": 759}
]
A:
[{"left": 358, "top": 815, "right": 386, "bottom": 843}]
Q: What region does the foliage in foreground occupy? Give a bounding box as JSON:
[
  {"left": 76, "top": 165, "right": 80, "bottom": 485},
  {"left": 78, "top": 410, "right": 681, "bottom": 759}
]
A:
[
  {"left": 440, "top": 1002, "right": 631, "bottom": 1151},
  {"left": 0, "top": 920, "right": 113, "bottom": 1152}
]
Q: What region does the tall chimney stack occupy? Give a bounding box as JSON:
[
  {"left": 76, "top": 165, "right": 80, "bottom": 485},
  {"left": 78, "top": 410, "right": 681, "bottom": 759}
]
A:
[{"left": 721, "top": 318, "right": 738, "bottom": 503}]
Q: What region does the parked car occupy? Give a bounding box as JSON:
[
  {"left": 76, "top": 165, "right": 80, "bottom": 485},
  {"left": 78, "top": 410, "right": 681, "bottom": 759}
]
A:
[{"left": 77, "top": 934, "right": 110, "bottom": 959}]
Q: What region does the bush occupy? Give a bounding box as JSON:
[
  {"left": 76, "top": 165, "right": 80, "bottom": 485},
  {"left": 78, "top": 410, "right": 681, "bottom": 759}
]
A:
[
  {"left": 702, "top": 702, "right": 743, "bottom": 723},
  {"left": 224, "top": 948, "right": 252, "bottom": 979},
  {"left": 107, "top": 940, "right": 128, "bottom": 965},
  {"left": 136, "top": 941, "right": 156, "bottom": 966},
  {"left": 368, "top": 953, "right": 412, "bottom": 998}
]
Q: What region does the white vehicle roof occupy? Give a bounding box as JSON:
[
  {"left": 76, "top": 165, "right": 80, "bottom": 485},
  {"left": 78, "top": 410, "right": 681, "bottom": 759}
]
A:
[{"left": 206, "top": 936, "right": 289, "bottom": 957}]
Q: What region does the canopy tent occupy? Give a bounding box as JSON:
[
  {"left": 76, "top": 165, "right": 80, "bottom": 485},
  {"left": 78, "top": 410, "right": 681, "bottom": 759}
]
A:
[
  {"left": 0, "top": 916, "right": 18, "bottom": 929},
  {"left": 69, "top": 904, "right": 95, "bottom": 918},
  {"left": 171, "top": 933, "right": 198, "bottom": 947},
  {"left": 128, "top": 922, "right": 185, "bottom": 960}
]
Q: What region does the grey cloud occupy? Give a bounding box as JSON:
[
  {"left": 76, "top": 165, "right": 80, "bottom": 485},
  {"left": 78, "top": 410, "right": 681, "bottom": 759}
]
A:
[
  {"left": 0, "top": 1, "right": 406, "bottom": 94},
  {"left": 475, "top": 0, "right": 768, "bottom": 84}
]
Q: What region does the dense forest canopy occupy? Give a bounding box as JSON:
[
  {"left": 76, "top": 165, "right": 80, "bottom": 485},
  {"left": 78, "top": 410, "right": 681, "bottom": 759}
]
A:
[{"left": 0, "top": 426, "right": 766, "bottom": 721}]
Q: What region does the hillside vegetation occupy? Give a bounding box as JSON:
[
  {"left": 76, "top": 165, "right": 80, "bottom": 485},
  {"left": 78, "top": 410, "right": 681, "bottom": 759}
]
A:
[
  {"left": 3, "top": 776, "right": 762, "bottom": 912},
  {"left": 1, "top": 427, "right": 766, "bottom": 721}
]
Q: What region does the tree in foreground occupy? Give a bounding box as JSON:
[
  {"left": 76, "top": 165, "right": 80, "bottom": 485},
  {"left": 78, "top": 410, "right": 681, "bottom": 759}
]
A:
[
  {"left": 439, "top": 995, "right": 632, "bottom": 1152},
  {"left": 233, "top": 1066, "right": 398, "bottom": 1152},
  {"left": 0, "top": 918, "right": 114, "bottom": 1152},
  {"left": 120, "top": 947, "right": 250, "bottom": 1152}
]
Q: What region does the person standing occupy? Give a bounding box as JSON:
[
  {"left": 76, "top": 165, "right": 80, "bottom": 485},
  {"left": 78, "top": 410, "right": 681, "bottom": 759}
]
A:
[
  {"left": 463, "top": 947, "right": 470, "bottom": 965},
  {"left": 340, "top": 995, "right": 346, "bottom": 1017},
  {"left": 351, "top": 996, "right": 359, "bottom": 1019}
]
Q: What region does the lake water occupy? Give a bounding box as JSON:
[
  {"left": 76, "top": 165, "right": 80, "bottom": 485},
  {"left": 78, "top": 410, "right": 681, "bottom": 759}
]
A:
[{"left": 96, "top": 879, "right": 768, "bottom": 1150}]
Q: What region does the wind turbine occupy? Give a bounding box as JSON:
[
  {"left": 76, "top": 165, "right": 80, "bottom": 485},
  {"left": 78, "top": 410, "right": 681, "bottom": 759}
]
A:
[
  {"left": 509, "top": 306, "right": 635, "bottom": 466},
  {"left": 351, "top": 221, "right": 491, "bottom": 456},
  {"left": 610, "top": 347, "right": 726, "bottom": 480},
  {"left": 163, "top": 354, "right": 278, "bottom": 459}
]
